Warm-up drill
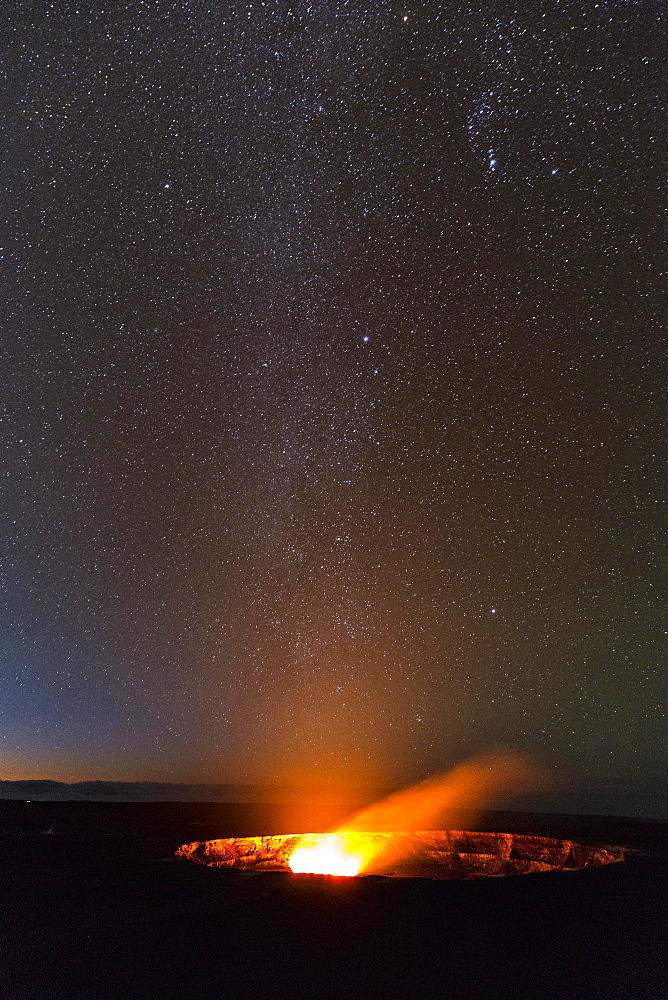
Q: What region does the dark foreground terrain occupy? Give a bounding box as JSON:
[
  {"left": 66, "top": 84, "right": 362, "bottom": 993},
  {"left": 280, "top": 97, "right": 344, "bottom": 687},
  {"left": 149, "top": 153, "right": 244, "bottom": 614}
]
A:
[{"left": 1, "top": 801, "right": 665, "bottom": 1000}]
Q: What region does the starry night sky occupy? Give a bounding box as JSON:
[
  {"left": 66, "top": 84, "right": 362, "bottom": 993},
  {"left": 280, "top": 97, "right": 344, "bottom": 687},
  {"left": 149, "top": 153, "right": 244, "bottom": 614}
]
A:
[{"left": 3, "top": 1, "right": 665, "bottom": 793}]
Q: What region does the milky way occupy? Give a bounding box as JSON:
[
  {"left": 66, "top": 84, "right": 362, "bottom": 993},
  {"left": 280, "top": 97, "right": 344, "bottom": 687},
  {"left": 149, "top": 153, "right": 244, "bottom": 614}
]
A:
[{"left": 2, "top": 2, "right": 665, "bottom": 792}]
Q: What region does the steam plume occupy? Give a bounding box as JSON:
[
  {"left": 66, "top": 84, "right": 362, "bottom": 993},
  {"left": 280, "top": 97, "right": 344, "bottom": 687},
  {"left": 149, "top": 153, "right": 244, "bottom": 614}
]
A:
[{"left": 336, "top": 749, "right": 545, "bottom": 834}]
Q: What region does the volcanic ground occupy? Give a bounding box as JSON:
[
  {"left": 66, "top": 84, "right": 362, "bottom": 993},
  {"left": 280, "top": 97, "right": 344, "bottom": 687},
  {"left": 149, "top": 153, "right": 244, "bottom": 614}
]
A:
[{"left": 1, "top": 800, "right": 665, "bottom": 1000}]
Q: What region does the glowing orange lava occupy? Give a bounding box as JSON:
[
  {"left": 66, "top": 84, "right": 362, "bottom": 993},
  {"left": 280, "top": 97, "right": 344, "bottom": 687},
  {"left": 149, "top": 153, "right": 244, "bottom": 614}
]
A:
[{"left": 288, "top": 833, "right": 369, "bottom": 876}]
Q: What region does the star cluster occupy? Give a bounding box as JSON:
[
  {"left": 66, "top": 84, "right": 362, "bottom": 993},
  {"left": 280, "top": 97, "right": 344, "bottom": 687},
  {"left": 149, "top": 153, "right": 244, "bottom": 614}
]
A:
[{"left": 2, "top": 1, "right": 665, "bottom": 792}]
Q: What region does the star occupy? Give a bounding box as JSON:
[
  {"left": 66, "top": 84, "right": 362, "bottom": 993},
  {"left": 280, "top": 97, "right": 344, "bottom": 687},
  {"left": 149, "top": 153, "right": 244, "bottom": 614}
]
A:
[{"left": 3, "top": 0, "right": 662, "bottom": 801}]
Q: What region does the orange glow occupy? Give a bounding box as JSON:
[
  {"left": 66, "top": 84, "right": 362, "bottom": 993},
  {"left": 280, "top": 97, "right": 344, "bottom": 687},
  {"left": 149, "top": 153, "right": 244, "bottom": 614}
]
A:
[
  {"left": 285, "top": 751, "right": 546, "bottom": 876},
  {"left": 288, "top": 833, "right": 372, "bottom": 876},
  {"left": 176, "top": 750, "right": 551, "bottom": 878}
]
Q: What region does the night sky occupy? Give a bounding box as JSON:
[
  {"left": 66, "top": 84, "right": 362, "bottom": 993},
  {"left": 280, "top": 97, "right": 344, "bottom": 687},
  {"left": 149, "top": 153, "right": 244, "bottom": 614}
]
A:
[{"left": 3, "top": 1, "right": 665, "bottom": 794}]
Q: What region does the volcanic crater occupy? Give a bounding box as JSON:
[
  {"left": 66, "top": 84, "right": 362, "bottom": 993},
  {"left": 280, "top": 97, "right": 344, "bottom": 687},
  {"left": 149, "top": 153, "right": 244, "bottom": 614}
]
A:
[{"left": 176, "top": 830, "right": 624, "bottom": 879}]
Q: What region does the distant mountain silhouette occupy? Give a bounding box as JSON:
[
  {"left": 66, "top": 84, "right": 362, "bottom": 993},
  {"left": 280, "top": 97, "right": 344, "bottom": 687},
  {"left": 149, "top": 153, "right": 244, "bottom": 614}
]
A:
[
  {"left": 0, "top": 780, "right": 363, "bottom": 804},
  {"left": 0, "top": 781, "right": 665, "bottom": 816}
]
